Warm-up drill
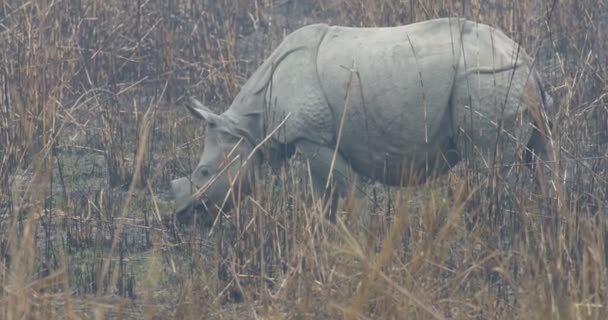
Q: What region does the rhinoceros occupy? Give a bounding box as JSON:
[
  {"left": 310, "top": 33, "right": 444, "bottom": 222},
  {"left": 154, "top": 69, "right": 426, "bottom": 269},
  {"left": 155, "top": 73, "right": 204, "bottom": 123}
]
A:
[{"left": 171, "top": 17, "right": 555, "bottom": 222}]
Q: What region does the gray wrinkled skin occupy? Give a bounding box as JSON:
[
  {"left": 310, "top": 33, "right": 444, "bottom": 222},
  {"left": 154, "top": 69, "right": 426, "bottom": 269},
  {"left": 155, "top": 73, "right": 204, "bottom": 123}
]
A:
[{"left": 171, "top": 17, "right": 555, "bottom": 222}]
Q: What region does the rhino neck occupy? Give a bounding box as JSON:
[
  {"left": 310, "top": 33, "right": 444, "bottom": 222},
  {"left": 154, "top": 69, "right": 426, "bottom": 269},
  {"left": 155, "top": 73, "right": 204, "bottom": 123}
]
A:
[
  {"left": 223, "top": 108, "right": 259, "bottom": 136},
  {"left": 223, "top": 86, "right": 270, "bottom": 144}
]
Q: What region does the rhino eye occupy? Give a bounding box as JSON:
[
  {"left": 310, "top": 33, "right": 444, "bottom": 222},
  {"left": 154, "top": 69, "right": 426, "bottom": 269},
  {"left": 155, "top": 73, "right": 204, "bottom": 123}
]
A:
[{"left": 198, "top": 168, "right": 210, "bottom": 178}]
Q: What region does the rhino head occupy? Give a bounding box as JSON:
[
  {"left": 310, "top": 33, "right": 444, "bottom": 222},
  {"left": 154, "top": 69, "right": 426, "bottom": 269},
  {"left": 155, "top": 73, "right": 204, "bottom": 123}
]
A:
[{"left": 170, "top": 97, "right": 259, "bottom": 219}]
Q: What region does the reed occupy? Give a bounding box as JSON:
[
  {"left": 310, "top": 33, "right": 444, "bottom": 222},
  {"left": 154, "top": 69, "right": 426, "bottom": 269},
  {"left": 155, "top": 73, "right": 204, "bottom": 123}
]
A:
[{"left": 0, "top": 0, "right": 606, "bottom": 318}]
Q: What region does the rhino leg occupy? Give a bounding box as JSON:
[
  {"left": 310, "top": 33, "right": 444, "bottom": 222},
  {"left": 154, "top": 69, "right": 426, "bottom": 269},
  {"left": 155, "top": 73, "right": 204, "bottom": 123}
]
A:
[
  {"left": 295, "top": 140, "right": 357, "bottom": 223},
  {"left": 452, "top": 65, "right": 537, "bottom": 177}
]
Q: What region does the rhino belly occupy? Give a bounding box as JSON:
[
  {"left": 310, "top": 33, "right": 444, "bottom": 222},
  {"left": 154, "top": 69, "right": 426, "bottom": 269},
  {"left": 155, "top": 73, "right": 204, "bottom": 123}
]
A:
[{"left": 336, "top": 109, "right": 455, "bottom": 186}]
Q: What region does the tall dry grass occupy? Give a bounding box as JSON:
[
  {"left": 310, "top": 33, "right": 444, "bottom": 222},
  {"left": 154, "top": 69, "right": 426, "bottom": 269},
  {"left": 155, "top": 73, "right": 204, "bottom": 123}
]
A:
[{"left": 0, "top": 0, "right": 606, "bottom": 319}]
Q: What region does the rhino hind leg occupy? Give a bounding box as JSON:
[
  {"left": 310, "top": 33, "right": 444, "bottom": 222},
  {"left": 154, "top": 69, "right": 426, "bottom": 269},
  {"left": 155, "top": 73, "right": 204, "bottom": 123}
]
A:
[
  {"left": 295, "top": 140, "right": 358, "bottom": 223},
  {"left": 452, "top": 65, "right": 536, "bottom": 177}
]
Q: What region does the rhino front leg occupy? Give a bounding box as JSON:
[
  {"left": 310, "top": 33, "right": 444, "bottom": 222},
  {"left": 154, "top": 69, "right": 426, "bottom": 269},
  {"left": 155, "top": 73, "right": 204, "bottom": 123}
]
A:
[{"left": 295, "top": 140, "right": 356, "bottom": 223}]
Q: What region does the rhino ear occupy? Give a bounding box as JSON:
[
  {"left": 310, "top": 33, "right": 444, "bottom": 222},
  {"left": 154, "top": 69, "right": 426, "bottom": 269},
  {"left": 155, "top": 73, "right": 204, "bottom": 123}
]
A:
[{"left": 185, "top": 97, "right": 223, "bottom": 125}]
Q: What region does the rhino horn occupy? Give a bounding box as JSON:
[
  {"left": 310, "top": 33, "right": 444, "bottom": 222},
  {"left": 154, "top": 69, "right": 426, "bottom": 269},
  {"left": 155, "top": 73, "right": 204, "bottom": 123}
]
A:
[{"left": 185, "top": 97, "right": 223, "bottom": 124}]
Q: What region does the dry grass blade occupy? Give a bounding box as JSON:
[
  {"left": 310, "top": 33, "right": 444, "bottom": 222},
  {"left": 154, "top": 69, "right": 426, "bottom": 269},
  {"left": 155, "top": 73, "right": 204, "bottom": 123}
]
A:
[
  {"left": 95, "top": 95, "right": 157, "bottom": 300},
  {"left": 0, "top": 0, "right": 606, "bottom": 319}
]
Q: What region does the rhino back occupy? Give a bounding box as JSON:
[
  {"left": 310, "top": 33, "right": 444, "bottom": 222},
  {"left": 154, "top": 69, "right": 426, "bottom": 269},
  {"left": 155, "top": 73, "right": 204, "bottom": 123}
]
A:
[{"left": 315, "top": 18, "right": 465, "bottom": 182}]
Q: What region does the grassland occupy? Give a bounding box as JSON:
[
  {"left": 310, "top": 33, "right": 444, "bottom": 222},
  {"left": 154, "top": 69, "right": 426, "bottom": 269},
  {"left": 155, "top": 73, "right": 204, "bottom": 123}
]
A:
[{"left": 0, "top": 0, "right": 607, "bottom": 319}]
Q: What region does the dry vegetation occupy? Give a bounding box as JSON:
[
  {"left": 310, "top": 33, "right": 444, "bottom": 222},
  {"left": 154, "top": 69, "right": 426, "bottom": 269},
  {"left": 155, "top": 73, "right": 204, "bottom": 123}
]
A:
[{"left": 0, "top": 0, "right": 607, "bottom": 319}]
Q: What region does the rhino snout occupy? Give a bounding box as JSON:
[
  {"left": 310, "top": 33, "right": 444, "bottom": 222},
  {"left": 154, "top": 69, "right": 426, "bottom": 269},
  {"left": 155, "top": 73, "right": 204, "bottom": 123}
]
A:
[{"left": 171, "top": 177, "right": 194, "bottom": 214}]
